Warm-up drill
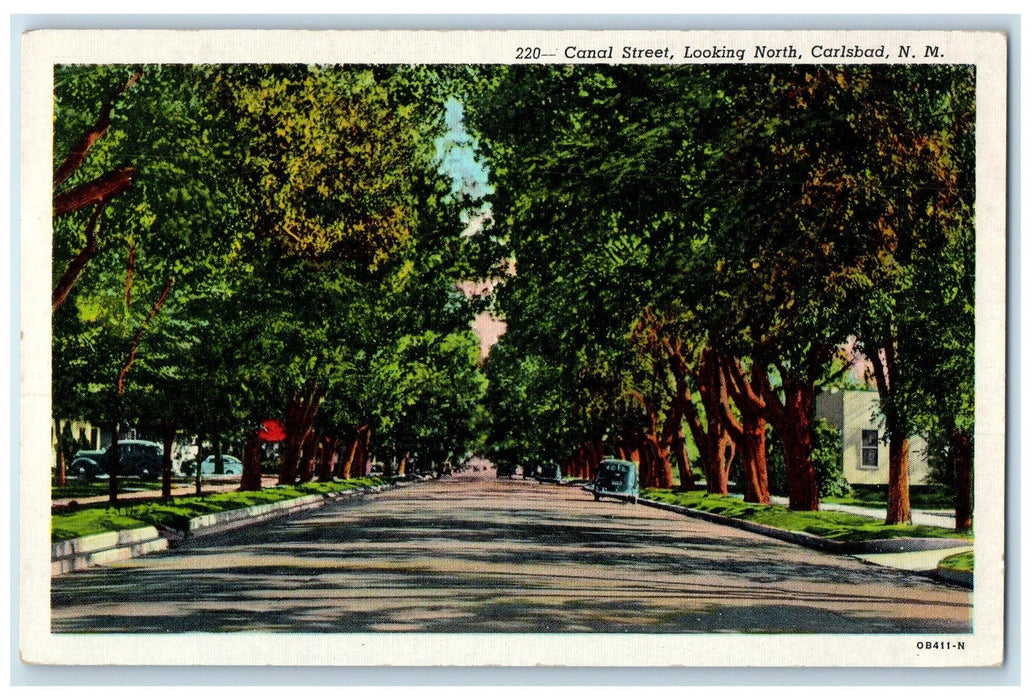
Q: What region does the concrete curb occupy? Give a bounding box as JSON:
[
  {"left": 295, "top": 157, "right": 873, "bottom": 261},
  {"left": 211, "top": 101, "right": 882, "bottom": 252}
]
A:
[
  {"left": 186, "top": 486, "right": 392, "bottom": 539},
  {"left": 637, "top": 497, "right": 972, "bottom": 556},
  {"left": 52, "top": 482, "right": 403, "bottom": 575},
  {"left": 51, "top": 526, "right": 169, "bottom": 576},
  {"left": 936, "top": 566, "right": 974, "bottom": 588}
]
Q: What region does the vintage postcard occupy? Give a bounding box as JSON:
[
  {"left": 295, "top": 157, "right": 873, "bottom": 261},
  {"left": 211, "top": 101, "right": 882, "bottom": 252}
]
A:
[{"left": 20, "top": 28, "right": 1007, "bottom": 668}]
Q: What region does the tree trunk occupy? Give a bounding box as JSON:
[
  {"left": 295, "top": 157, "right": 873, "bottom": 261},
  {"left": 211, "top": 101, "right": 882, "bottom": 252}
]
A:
[
  {"left": 951, "top": 428, "right": 973, "bottom": 531},
  {"left": 213, "top": 435, "right": 224, "bottom": 474},
  {"left": 673, "top": 346, "right": 734, "bottom": 495},
  {"left": 779, "top": 409, "right": 820, "bottom": 511},
  {"left": 194, "top": 434, "right": 205, "bottom": 495},
  {"left": 53, "top": 419, "right": 68, "bottom": 487},
  {"left": 359, "top": 427, "right": 373, "bottom": 477},
  {"left": 106, "top": 276, "right": 173, "bottom": 506},
  {"left": 670, "top": 421, "right": 695, "bottom": 491},
  {"left": 575, "top": 445, "right": 586, "bottom": 479},
  {"left": 739, "top": 412, "right": 771, "bottom": 504},
  {"left": 590, "top": 441, "right": 604, "bottom": 480},
  {"left": 643, "top": 432, "right": 673, "bottom": 489},
  {"left": 869, "top": 337, "right": 912, "bottom": 525},
  {"left": 160, "top": 419, "right": 175, "bottom": 501},
  {"left": 337, "top": 429, "right": 355, "bottom": 479},
  {"left": 720, "top": 358, "right": 771, "bottom": 505},
  {"left": 710, "top": 432, "right": 734, "bottom": 495},
  {"left": 317, "top": 436, "right": 337, "bottom": 481},
  {"left": 339, "top": 429, "right": 362, "bottom": 479},
  {"left": 108, "top": 419, "right": 121, "bottom": 506},
  {"left": 279, "top": 384, "right": 324, "bottom": 485},
  {"left": 297, "top": 432, "right": 319, "bottom": 483},
  {"left": 343, "top": 426, "right": 372, "bottom": 479},
  {"left": 754, "top": 363, "right": 820, "bottom": 511},
  {"left": 570, "top": 445, "right": 583, "bottom": 479},
  {"left": 239, "top": 429, "right": 264, "bottom": 492},
  {"left": 885, "top": 433, "right": 912, "bottom": 525}
]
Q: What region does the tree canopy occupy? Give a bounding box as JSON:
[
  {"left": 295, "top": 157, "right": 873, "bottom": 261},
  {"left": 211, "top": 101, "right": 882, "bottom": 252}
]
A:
[{"left": 52, "top": 62, "right": 976, "bottom": 525}]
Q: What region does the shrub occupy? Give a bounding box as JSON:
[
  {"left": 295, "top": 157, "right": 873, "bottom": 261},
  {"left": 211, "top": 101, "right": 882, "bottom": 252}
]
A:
[{"left": 763, "top": 418, "right": 850, "bottom": 498}]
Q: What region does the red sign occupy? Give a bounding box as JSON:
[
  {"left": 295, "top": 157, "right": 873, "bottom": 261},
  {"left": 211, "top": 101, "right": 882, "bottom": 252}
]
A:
[{"left": 259, "top": 419, "right": 286, "bottom": 442}]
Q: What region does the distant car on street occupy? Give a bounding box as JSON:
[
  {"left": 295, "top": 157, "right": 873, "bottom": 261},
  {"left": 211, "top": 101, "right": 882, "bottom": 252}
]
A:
[
  {"left": 536, "top": 462, "right": 562, "bottom": 484},
  {"left": 496, "top": 463, "right": 518, "bottom": 479},
  {"left": 70, "top": 440, "right": 164, "bottom": 481},
  {"left": 591, "top": 459, "right": 640, "bottom": 504},
  {"left": 181, "top": 454, "right": 244, "bottom": 477}
]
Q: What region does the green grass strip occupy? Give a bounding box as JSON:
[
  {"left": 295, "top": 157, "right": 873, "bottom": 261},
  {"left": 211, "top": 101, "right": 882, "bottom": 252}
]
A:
[
  {"left": 641, "top": 489, "right": 972, "bottom": 543},
  {"left": 938, "top": 550, "right": 974, "bottom": 573},
  {"left": 52, "top": 477, "right": 388, "bottom": 541},
  {"left": 51, "top": 510, "right": 154, "bottom": 542}
]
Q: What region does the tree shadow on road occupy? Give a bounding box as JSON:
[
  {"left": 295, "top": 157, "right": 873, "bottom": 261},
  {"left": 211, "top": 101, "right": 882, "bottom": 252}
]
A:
[{"left": 51, "top": 489, "right": 972, "bottom": 635}]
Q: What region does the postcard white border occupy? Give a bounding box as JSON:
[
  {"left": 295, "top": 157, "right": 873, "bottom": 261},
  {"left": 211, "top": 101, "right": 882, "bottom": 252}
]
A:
[{"left": 19, "top": 28, "right": 1008, "bottom": 668}]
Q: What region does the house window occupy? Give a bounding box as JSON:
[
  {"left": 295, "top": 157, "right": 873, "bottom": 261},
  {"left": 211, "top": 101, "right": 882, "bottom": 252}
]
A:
[{"left": 861, "top": 429, "right": 880, "bottom": 469}]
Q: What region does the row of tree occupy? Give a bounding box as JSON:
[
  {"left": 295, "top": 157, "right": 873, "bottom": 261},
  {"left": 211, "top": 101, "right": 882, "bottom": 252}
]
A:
[
  {"left": 52, "top": 64, "right": 493, "bottom": 503},
  {"left": 51, "top": 63, "right": 977, "bottom": 529},
  {"left": 466, "top": 64, "right": 975, "bottom": 527}
]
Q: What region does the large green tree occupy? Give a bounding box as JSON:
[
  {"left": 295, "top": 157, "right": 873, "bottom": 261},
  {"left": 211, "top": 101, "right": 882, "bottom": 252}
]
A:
[{"left": 52, "top": 64, "right": 249, "bottom": 502}]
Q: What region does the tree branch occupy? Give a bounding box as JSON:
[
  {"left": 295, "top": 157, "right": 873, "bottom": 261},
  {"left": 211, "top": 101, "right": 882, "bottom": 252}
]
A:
[
  {"left": 54, "top": 70, "right": 143, "bottom": 188},
  {"left": 52, "top": 202, "right": 105, "bottom": 313},
  {"left": 54, "top": 165, "right": 137, "bottom": 217},
  {"left": 117, "top": 276, "right": 174, "bottom": 397},
  {"left": 125, "top": 242, "right": 136, "bottom": 309}
]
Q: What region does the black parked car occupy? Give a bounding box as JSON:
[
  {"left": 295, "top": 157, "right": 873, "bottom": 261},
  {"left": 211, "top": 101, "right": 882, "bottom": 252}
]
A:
[
  {"left": 496, "top": 463, "right": 518, "bottom": 479},
  {"left": 536, "top": 462, "right": 562, "bottom": 484},
  {"left": 70, "top": 440, "right": 164, "bottom": 481}
]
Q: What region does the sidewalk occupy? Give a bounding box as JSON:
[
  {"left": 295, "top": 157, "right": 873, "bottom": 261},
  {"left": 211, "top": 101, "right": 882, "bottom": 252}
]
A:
[
  {"left": 796, "top": 497, "right": 956, "bottom": 530},
  {"left": 736, "top": 493, "right": 957, "bottom": 529},
  {"left": 852, "top": 545, "right": 973, "bottom": 573},
  {"left": 666, "top": 493, "right": 972, "bottom": 582}
]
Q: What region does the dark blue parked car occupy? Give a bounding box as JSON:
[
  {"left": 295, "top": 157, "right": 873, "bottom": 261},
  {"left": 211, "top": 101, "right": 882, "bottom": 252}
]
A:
[
  {"left": 591, "top": 459, "right": 640, "bottom": 504},
  {"left": 70, "top": 439, "right": 164, "bottom": 481},
  {"left": 536, "top": 462, "right": 562, "bottom": 484}
]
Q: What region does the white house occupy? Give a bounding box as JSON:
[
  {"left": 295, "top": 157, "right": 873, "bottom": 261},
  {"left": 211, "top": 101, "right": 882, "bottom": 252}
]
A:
[
  {"left": 814, "top": 388, "right": 931, "bottom": 486},
  {"left": 51, "top": 419, "right": 103, "bottom": 470}
]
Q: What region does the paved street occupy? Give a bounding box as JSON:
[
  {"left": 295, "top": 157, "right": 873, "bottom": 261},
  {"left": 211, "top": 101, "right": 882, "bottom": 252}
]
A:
[{"left": 51, "top": 470, "right": 971, "bottom": 634}]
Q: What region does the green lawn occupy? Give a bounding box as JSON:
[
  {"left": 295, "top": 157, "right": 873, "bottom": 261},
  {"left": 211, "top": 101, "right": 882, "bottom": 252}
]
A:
[
  {"left": 51, "top": 509, "right": 154, "bottom": 542},
  {"left": 52, "top": 477, "right": 388, "bottom": 542},
  {"left": 641, "top": 489, "right": 972, "bottom": 543},
  {"left": 938, "top": 550, "right": 974, "bottom": 573},
  {"left": 51, "top": 479, "right": 193, "bottom": 500},
  {"left": 823, "top": 485, "right": 957, "bottom": 511}
]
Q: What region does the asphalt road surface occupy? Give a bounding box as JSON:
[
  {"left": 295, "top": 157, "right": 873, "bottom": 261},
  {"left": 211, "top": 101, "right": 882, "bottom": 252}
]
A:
[{"left": 51, "top": 469, "right": 971, "bottom": 634}]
